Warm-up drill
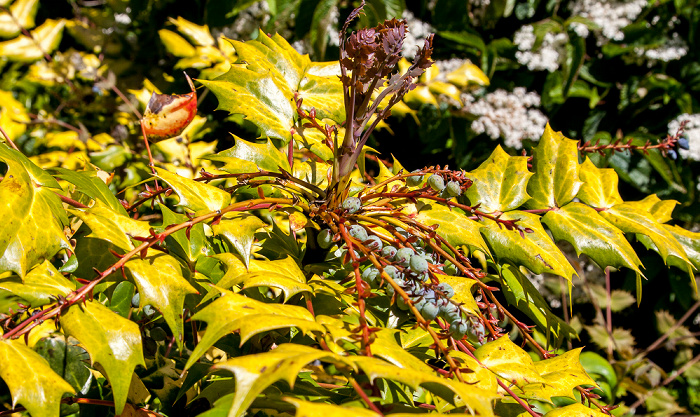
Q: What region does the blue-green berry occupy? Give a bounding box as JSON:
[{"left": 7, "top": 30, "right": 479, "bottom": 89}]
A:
[
  {"left": 131, "top": 293, "right": 141, "bottom": 308},
  {"left": 317, "top": 229, "right": 334, "bottom": 249},
  {"left": 387, "top": 277, "right": 405, "bottom": 297},
  {"left": 446, "top": 181, "right": 461, "bottom": 197},
  {"left": 348, "top": 225, "right": 368, "bottom": 242},
  {"left": 427, "top": 175, "right": 445, "bottom": 191},
  {"left": 409, "top": 255, "right": 429, "bottom": 273},
  {"left": 362, "top": 267, "right": 379, "bottom": 283},
  {"left": 449, "top": 320, "right": 468, "bottom": 339},
  {"left": 342, "top": 197, "right": 362, "bottom": 213},
  {"left": 440, "top": 302, "right": 462, "bottom": 322},
  {"left": 420, "top": 301, "right": 440, "bottom": 321},
  {"left": 384, "top": 265, "right": 401, "bottom": 280},
  {"left": 436, "top": 282, "right": 454, "bottom": 298},
  {"left": 678, "top": 136, "right": 690, "bottom": 150},
  {"left": 365, "top": 235, "right": 383, "bottom": 251},
  {"left": 443, "top": 261, "right": 458, "bottom": 276},
  {"left": 143, "top": 304, "right": 157, "bottom": 317},
  {"left": 381, "top": 246, "right": 398, "bottom": 259},
  {"left": 406, "top": 170, "right": 424, "bottom": 187},
  {"left": 397, "top": 296, "right": 410, "bottom": 310},
  {"left": 395, "top": 247, "right": 414, "bottom": 266}
]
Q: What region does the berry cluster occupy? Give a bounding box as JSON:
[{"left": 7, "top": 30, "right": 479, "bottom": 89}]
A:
[{"left": 406, "top": 171, "right": 464, "bottom": 198}]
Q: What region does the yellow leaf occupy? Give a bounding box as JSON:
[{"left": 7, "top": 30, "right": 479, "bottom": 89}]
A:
[
  {"left": 0, "top": 19, "right": 65, "bottom": 62},
  {"left": 0, "top": 0, "right": 39, "bottom": 38}
]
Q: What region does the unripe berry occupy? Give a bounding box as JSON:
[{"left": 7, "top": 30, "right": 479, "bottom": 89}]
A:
[
  {"left": 387, "top": 278, "right": 405, "bottom": 297},
  {"left": 150, "top": 327, "right": 167, "bottom": 342},
  {"left": 397, "top": 296, "right": 410, "bottom": 310},
  {"left": 384, "top": 265, "right": 401, "bottom": 280},
  {"left": 406, "top": 170, "right": 424, "bottom": 187},
  {"left": 381, "top": 246, "right": 398, "bottom": 259},
  {"left": 395, "top": 247, "right": 414, "bottom": 266},
  {"left": 427, "top": 175, "right": 445, "bottom": 191},
  {"left": 131, "top": 293, "right": 141, "bottom": 308},
  {"left": 365, "top": 235, "right": 383, "bottom": 251},
  {"left": 348, "top": 225, "right": 368, "bottom": 242},
  {"left": 449, "top": 320, "right": 468, "bottom": 339},
  {"left": 409, "top": 255, "right": 429, "bottom": 273},
  {"left": 420, "top": 301, "right": 440, "bottom": 321},
  {"left": 362, "top": 267, "right": 379, "bottom": 283},
  {"left": 678, "top": 136, "right": 690, "bottom": 150},
  {"left": 445, "top": 181, "right": 461, "bottom": 197},
  {"left": 342, "top": 197, "right": 362, "bottom": 213},
  {"left": 443, "top": 261, "right": 458, "bottom": 276},
  {"left": 668, "top": 149, "right": 678, "bottom": 160},
  {"left": 436, "top": 282, "right": 454, "bottom": 298},
  {"left": 317, "top": 229, "right": 334, "bottom": 249}
]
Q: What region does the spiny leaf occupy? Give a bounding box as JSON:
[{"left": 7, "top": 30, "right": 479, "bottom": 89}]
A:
[
  {"left": 209, "top": 344, "right": 350, "bottom": 417},
  {"left": 0, "top": 144, "right": 70, "bottom": 277},
  {"left": 449, "top": 351, "right": 499, "bottom": 393},
  {"left": 52, "top": 166, "right": 127, "bottom": 215},
  {"left": 584, "top": 324, "right": 635, "bottom": 353},
  {"left": 61, "top": 300, "right": 146, "bottom": 414},
  {"left": 212, "top": 213, "right": 266, "bottom": 268},
  {"left": 0, "top": 339, "right": 75, "bottom": 417},
  {"left": 205, "top": 136, "right": 290, "bottom": 173},
  {"left": 498, "top": 264, "right": 577, "bottom": 344},
  {"left": 588, "top": 285, "right": 636, "bottom": 313},
  {"left": 350, "top": 356, "right": 497, "bottom": 416},
  {"left": 542, "top": 202, "right": 643, "bottom": 276},
  {"left": 0, "top": 260, "right": 75, "bottom": 307},
  {"left": 285, "top": 398, "right": 381, "bottom": 417},
  {"left": 155, "top": 167, "right": 231, "bottom": 213},
  {"left": 629, "top": 194, "right": 677, "bottom": 224},
  {"left": 514, "top": 348, "right": 597, "bottom": 402},
  {"left": 0, "top": 18, "right": 65, "bottom": 62},
  {"left": 465, "top": 146, "right": 532, "bottom": 212},
  {"left": 526, "top": 124, "right": 582, "bottom": 209},
  {"left": 576, "top": 158, "right": 623, "bottom": 209},
  {"left": 480, "top": 211, "right": 577, "bottom": 281},
  {"left": 543, "top": 403, "right": 609, "bottom": 416},
  {"left": 33, "top": 334, "right": 93, "bottom": 395},
  {"left": 159, "top": 204, "right": 210, "bottom": 264},
  {"left": 437, "top": 275, "right": 480, "bottom": 316},
  {"left": 125, "top": 251, "right": 198, "bottom": 350},
  {"left": 412, "top": 200, "right": 491, "bottom": 258},
  {"left": 664, "top": 225, "right": 700, "bottom": 272},
  {"left": 370, "top": 328, "right": 434, "bottom": 373},
  {"left": 185, "top": 291, "right": 324, "bottom": 369},
  {"left": 474, "top": 335, "right": 545, "bottom": 386},
  {"left": 70, "top": 202, "right": 151, "bottom": 251}
]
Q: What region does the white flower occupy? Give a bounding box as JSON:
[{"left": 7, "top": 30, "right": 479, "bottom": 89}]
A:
[
  {"left": 513, "top": 25, "right": 568, "bottom": 72},
  {"left": 570, "top": 0, "right": 647, "bottom": 44},
  {"left": 114, "top": 13, "right": 131, "bottom": 25},
  {"left": 668, "top": 113, "right": 700, "bottom": 161},
  {"left": 569, "top": 22, "right": 590, "bottom": 38},
  {"left": 639, "top": 32, "right": 688, "bottom": 64},
  {"left": 401, "top": 10, "right": 433, "bottom": 59},
  {"left": 463, "top": 87, "right": 548, "bottom": 149}
]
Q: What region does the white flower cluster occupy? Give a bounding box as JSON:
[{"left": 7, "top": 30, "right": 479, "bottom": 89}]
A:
[
  {"left": 401, "top": 10, "right": 433, "bottom": 59},
  {"left": 513, "top": 25, "right": 568, "bottom": 72},
  {"left": 635, "top": 32, "right": 688, "bottom": 64},
  {"left": 668, "top": 113, "right": 700, "bottom": 161},
  {"left": 570, "top": 0, "right": 647, "bottom": 43},
  {"left": 464, "top": 87, "right": 548, "bottom": 149}
]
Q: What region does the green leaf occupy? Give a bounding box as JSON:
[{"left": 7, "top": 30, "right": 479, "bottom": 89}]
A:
[
  {"left": 480, "top": 211, "right": 577, "bottom": 281},
  {"left": 52, "top": 167, "right": 127, "bottom": 216},
  {"left": 543, "top": 403, "right": 609, "bottom": 416},
  {"left": 70, "top": 202, "right": 151, "bottom": 251},
  {"left": 159, "top": 204, "right": 210, "bottom": 265},
  {"left": 0, "top": 339, "right": 75, "bottom": 417},
  {"left": 474, "top": 335, "right": 545, "bottom": 386},
  {"left": 212, "top": 213, "right": 266, "bottom": 268},
  {"left": 576, "top": 158, "right": 623, "bottom": 209},
  {"left": 0, "top": 260, "right": 75, "bottom": 307},
  {"left": 155, "top": 167, "right": 231, "bottom": 213},
  {"left": 498, "top": 264, "right": 577, "bottom": 344},
  {"left": 515, "top": 348, "right": 597, "bottom": 402},
  {"left": 285, "top": 398, "right": 381, "bottom": 417},
  {"left": 370, "top": 329, "right": 434, "bottom": 373},
  {"left": 61, "top": 300, "right": 146, "bottom": 414},
  {"left": 125, "top": 252, "right": 198, "bottom": 349},
  {"left": 0, "top": 144, "right": 70, "bottom": 277},
  {"left": 664, "top": 225, "right": 700, "bottom": 272},
  {"left": 34, "top": 334, "right": 93, "bottom": 395},
  {"left": 526, "top": 124, "right": 582, "bottom": 209},
  {"left": 412, "top": 200, "right": 491, "bottom": 258},
  {"left": 208, "top": 344, "right": 349, "bottom": 417},
  {"left": 587, "top": 284, "right": 636, "bottom": 313},
  {"left": 584, "top": 324, "right": 635, "bottom": 353},
  {"left": 205, "top": 136, "right": 291, "bottom": 173},
  {"left": 542, "top": 202, "right": 643, "bottom": 276},
  {"left": 579, "top": 352, "right": 617, "bottom": 388},
  {"left": 200, "top": 32, "right": 343, "bottom": 144},
  {"left": 465, "top": 146, "right": 532, "bottom": 212},
  {"left": 185, "top": 291, "right": 324, "bottom": 369}
]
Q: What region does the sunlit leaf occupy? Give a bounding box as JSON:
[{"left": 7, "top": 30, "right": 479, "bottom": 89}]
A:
[
  {"left": 437, "top": 275, "right": 480, "bottom": 316},
  {"left": 52, "top": 166, "right": 127, "bottom": 215},
  {"left": 159, "top": 204, "right": 210, "bottom": 264},
  {"left": 167, "top": 16, "right": 215, "bottom": 46},
  {"left": 61, "top": 300, "right": 146, "bottom": 414},
  {"left": 0, "top": 260, "right": 74, "bottom": 307},
  {"left": 158, "top": 29, "right": 196, "bottom": 57},
  {"left": 474, "top": 335, "right": 544, "bottom": 386},
  {"left": 0, "top": 19, "right": 65, "bottom": 62},
  {"left": 526, "top": 124, "right": 582, "bottom": 209},
  {"left": 70, "top": 201, "right": 151, "bottom": 251},
  {"left": 205, "top": 136, "right": 290, "bottom": 173},
  {"left": 515, "top": 348, "right": 597, "bottom": 402},
  {"left": 155, "top": 167, "right": 231, "bottom": 213},
  {"left": 286, "top": 398, "right": 381, "bottom": 417},
  {"left": 0, "top": 339, "right": 75, "bottom": 417},
  {"left": 0, "top": 0, "right": 39, "bottom": 38},
  {"left": 465, "top": 146, "right": 532, "bottom": 212},
  {"left": 576, "top": 158, "right": 623, "bottom": 209},
  {"left": 0, "top": 90, "right": 30, "bottom": 144},
  {"left": 664, "top": 225, "right": 700, "bottom": 271},
  {"left": 543, "top": 403, "right": 609, "bottom": 416}
]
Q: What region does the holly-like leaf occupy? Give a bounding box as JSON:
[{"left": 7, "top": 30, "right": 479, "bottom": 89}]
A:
[
  {"left": 543, "top": 403, "right": 609, "bottom": 417},
  {"left": 576, "top": 158, "right": 623, "bottom": 209},
  {"left": 155, "top": 167, "right": 231, "bottom": 213},
  {"left": 70, "top": 202, "right": 151, "bottom": 251},
  {"left": 34, "top": 334, "right": 93, "bottom": 395},
  {"left": 158, "top": 29, "right": 196, "bottom": 58},
  {"left": 437, "top": 275, "right": 480, "bottom": 316},
  {"left": 208, "top": 344, "right": 350, "bottom": 417},
  {"left": 0, "top": 144, "right": 70, "bottom": 277},
  {"left": 0, "top": 339, "right": 75, "bottom": 417},
  {"left": 515, "top": 348, "right": 597, "bottom": 402},
  {"left": 350, "top": 356, "right": 497, "bottom": 415},
  {"left": 205, "top": 136, "right": 291, "bottom": 173},
  {"left": 159, "top": 204, "right": 210, "bottom": 264},
  {"left": 370, "top": 328, "right": 434, "bottom": 373},
  {"left": 185, "top": 291, "right": 324, "bottom": 369},
  {"left": 200, "top": 31, "right": 343, "bottom": 144},
  {"left": 52, "top": 167, "right": 127, "bottom": 215},
  {"left": 0, "top": 260, "right": 75, "bottom": 307},
  {"left": 465, "top": 146, "right": 532, "bottom": 212},
  {"left": 125, "top": 252, "right": 198, "bottom": 349},
  {"left": 0, "top": 0, "right": 39, "bottom": 38},
  {"left": 498, "top": 264, "right": 577, "bottom": 343},
  {"left": 212, "top": 213, "right": 266, "bottom": 268},
  {"left": 526, "top": 124, "right": 582, "bottom": 209},
  {"left": 588, "top": 285, "right": 636, "bottom": 313},
  {"left": 412, "top": 200, "right": 491, "bottom": 258},
  {"left": 664, "top": 225, "right": 700, "bottom": 272},
  {"left": 61, "top": 300, "right": 146, "bottom": 414},
  {"left": 629, "top": 194, "right": 677, "bottom": 224},
  {"left": 542, "top": 202, "right": 643, "bottom": 276},
  {"left": 474, "top": 335, "right": 545, "bottom": 386},
  {"left": 584, "top": 324, "right": 635, "bottom": 353},
  {"left": 0, "top": 19, "right": 65, "bottom": 62},
  {"left": 480, "top": 211, "right": 577, "bottom": 281},
  {"left": 285, "top": 398, "right": 381, "bottom": 417}
]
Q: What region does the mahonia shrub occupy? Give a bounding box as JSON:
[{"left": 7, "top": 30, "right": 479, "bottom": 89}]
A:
[{"left": 0, "top": 2, "right": 699, "bottom": 416}]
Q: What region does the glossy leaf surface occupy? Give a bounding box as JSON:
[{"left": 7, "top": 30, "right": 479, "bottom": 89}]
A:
[{"left": 465, "top": 146, "right": 532, "bottom": 212}]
